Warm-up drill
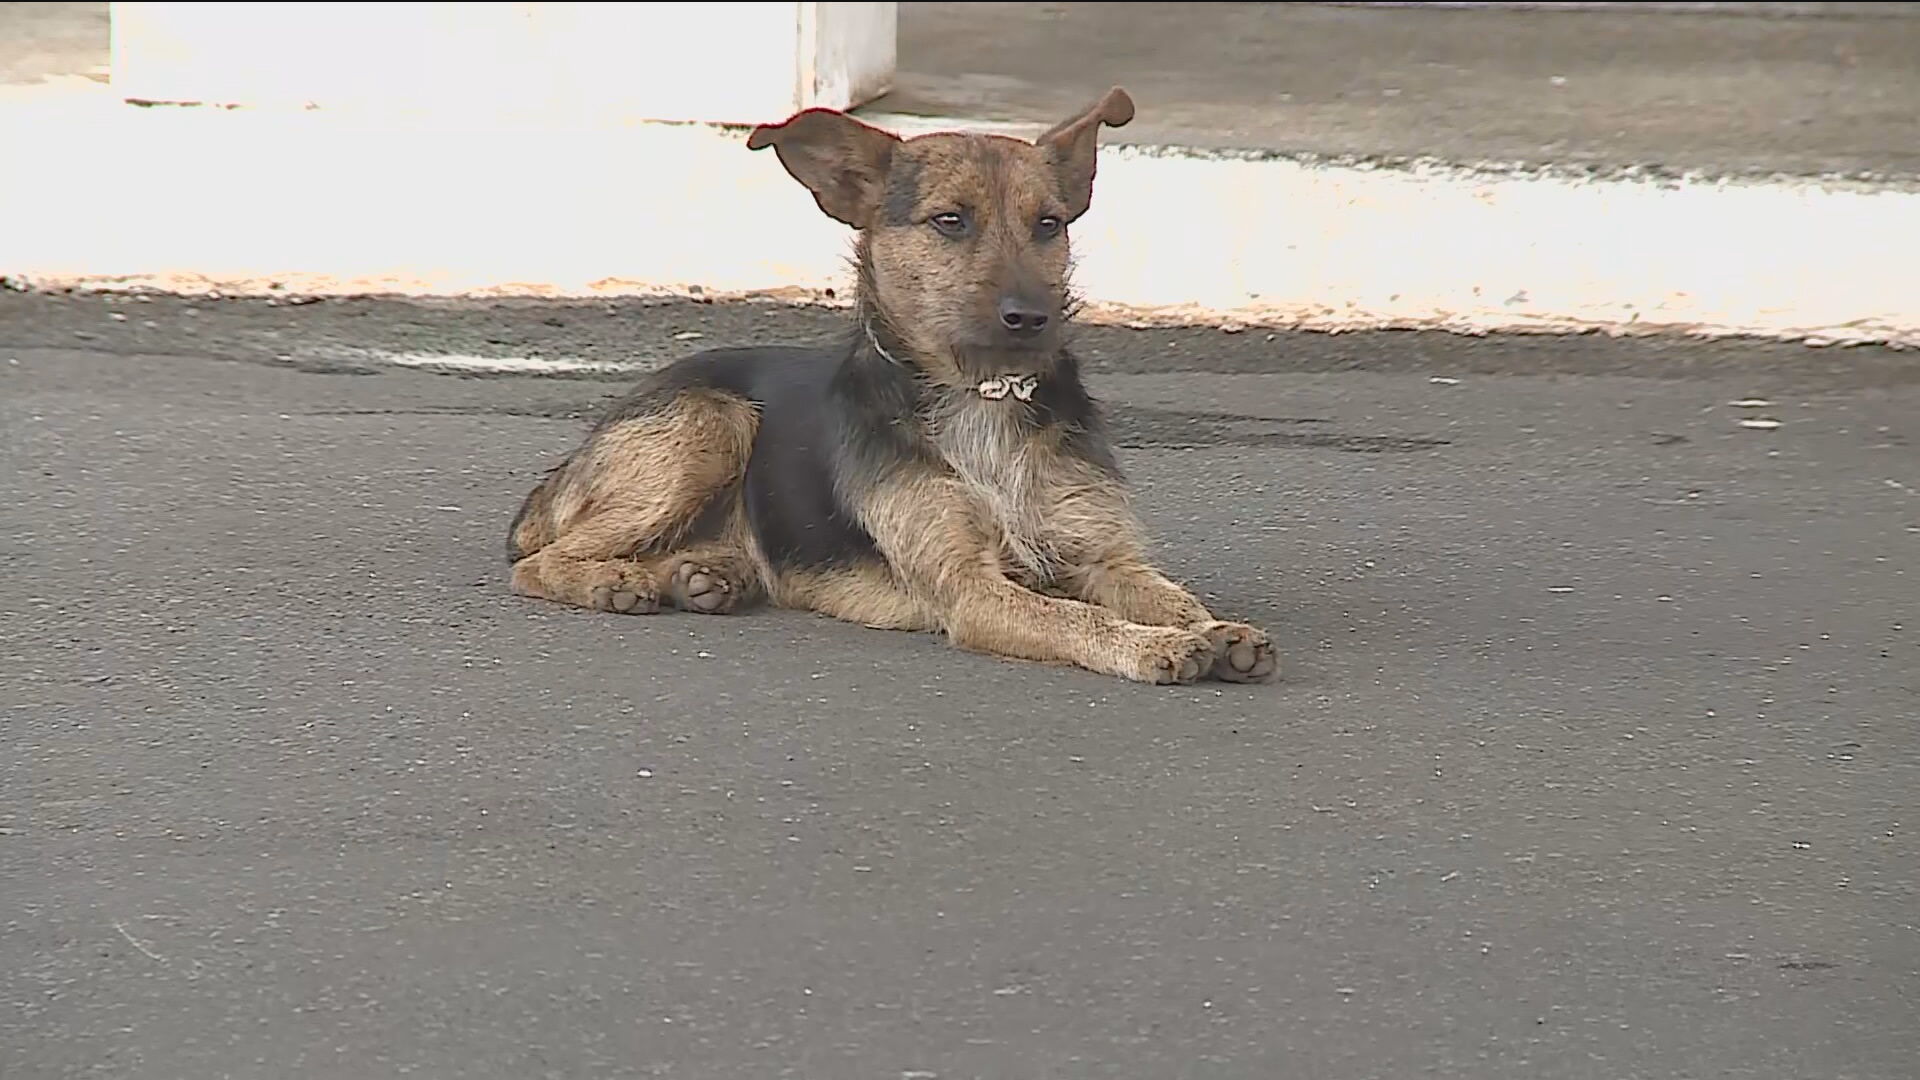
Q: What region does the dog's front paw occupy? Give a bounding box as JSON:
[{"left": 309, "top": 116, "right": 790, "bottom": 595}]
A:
[
  {"left": 586, "top": 565, "right": 662, "bottom": 615},
  {"left": 1196, "top": 621, "right": 1279, "bottom": 683},
  {"left": 1129, "top": 627, "right": 1216, "bottom": 686},
  {"left": 667, "top": 558, "right": 741, "bottom": 614}
]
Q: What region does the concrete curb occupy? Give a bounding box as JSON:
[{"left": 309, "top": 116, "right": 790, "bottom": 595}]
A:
[{"left": 4, "top": 86, "right": 1916, "bottom": 348}]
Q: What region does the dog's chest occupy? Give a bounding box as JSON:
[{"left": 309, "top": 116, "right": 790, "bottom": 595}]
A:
[{"left": 930, "top": 404, "right": 1061, "bottom": 579}]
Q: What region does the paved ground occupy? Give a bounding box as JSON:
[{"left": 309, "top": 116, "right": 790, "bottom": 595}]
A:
[
  {"left": 3, "top": 291, "right": 1916, "bottom": 1078},
  {"left": 883, "top": 1, "right": 1920, "bottom": 179},
  {"left": 0, "top": 2, "right": 106, "bottom": 87},
  {"left": 9, "top": 3, "right": 1919, "bottom": 180}
]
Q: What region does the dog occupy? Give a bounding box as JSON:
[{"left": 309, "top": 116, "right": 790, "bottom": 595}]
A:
[{"left": 506, "top": 88, "right": 1277, "bottom": 685}]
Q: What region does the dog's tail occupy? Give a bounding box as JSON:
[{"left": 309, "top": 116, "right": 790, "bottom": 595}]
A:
[{"left": 505, "top": 463, "right": 566, "bottom": 564}]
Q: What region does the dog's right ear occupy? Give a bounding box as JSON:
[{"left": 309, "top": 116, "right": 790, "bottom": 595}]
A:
[{"left": 747, "top": 109, "right": 901, "bottom": 229}]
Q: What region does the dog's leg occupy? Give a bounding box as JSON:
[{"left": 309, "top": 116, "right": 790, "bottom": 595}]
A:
[
  {"left": 859, "top": 476, "right": 1216, "bottom": 684},
  {"left": 945, "top": 577, "right": 1214, "bottom": 684},
  {"left": 511, "top": 508, "right": 675, "bottom": 614},
  {"left": 1065, "top": 552, "right": 1278, "bottom": 684},
  {"left": 772, "top": 564, "right": 939, "bottom": 631},
  {"left": 517, "top": 524, "right": 762, "bottom": 616},
  {"left": 1045, "top": 486, "right": 1279, "bottom": 684},
  {"left": 1069, "top": 551, "right": 1214, "bottom": 626},
  {"left": 510, "top": 390, "right": 757, "bottom": 615},
  {"left": 515, "top": 525, "right": 768, "bottom": 616}
]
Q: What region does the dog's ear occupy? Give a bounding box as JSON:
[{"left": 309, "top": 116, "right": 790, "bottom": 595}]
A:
[
  {"left": 747, "top": 108, "right": 901, "bottom": 229},
  {"left": 1035, "top": 87, "right": 1135, "bottom": 222}
]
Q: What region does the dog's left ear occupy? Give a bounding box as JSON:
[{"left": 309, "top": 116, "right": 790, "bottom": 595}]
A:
[
  {"left": 747, "top": 108, "right": 901, "bottom": 229},
  {"left": 1035, "top": 87, "right": 1135, "bottom": 222}
]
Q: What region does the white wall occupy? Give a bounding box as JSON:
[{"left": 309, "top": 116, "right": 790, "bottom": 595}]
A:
[{"left": 110, "top": 2, "right": 896, "bottom": 122}]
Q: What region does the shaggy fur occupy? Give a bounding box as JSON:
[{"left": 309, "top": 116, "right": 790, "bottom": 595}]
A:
[{"left": 507, "top": 88, "right": 1277, "bottom": 685}]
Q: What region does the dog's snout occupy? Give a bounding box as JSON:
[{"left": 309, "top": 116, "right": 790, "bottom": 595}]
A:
[{"left": 997, "top": 296, "right": 1050, "bottom": 336}]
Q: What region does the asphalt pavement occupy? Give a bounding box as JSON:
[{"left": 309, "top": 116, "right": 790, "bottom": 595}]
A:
[
  {"left": 885, "top": 2, "right": 1920, "bottom": 180},
  {"left": 11, "top": 4, "right": 1920, "bottom": 180},
  {"left": 3, "top": 292, "right": 1916, "bottom": 1079}
]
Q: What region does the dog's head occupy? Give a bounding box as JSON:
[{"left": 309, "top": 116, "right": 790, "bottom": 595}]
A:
[{"left": 748, "top": 88, "right": 1134, "bottom": 377}]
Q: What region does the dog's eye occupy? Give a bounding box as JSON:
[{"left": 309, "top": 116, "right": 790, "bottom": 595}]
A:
[
  {"left": 929, "top": 212, "right": 967, "bottom": 236},
  {"left": 1036, "top": 216, "right": 1063, "bottom": 238}
]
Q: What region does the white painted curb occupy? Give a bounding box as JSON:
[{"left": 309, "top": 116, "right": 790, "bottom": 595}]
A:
[{"left": 3, "top": 86, "right": 1916, "bottom": 347}]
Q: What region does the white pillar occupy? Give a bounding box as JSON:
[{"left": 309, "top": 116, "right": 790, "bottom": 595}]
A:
[{"left": 109, "top": 2, "right": 897, "bottom": 123}]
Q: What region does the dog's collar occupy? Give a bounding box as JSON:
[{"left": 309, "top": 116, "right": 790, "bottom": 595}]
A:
[
  {"left": 974, "top": 374, "right": 1039, "bottom": 402},
  {"left": 864, "top": 320, "right": 1040, "bottom": 403}
]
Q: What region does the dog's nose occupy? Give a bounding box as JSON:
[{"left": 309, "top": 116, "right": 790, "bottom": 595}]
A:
[{"left": 997, "top": 297, "right": 1050, "bottom": 336}]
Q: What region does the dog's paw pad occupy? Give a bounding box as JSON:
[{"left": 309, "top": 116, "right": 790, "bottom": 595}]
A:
[
  {"left": 1199, "top": 621, "right": 1279, "bottom": 683},
  {"left": 590, "top": 580, "right": 659, "bottom": 615},
  {"left": 669, "top": 561, "right": 737, "bottom": 614}
]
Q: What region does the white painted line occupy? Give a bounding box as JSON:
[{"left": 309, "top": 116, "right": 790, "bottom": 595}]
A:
[{"left": 347, "top": 349, "right": 651, "bottom": 375}]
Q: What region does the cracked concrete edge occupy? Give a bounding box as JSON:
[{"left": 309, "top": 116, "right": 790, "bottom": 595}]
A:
[{"left": 4, "top": 95, "right": 1917, "bottom": 350}]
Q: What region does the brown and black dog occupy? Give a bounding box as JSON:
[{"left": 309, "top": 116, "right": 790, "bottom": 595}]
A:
[{"left": 507, "top": 88, "right": 1277, "bottom": 685}]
